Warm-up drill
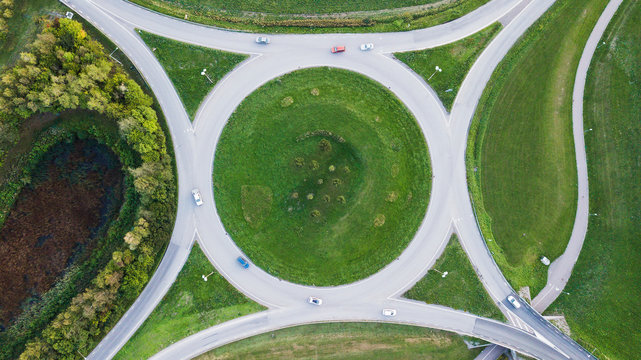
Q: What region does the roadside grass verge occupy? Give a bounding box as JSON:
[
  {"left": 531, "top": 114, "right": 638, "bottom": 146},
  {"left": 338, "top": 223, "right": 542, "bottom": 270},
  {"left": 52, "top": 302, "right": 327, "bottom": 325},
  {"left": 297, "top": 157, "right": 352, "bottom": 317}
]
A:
[
  {"left": 128, "top": 0, "right": 490, "bottom": 34},
  {"left": 214, "top": 67, "right": 431, "bottom": 286},
  {"left": 133, "top": 0, "right": 442, "bottom": 14},
  {"left": 546, "top": 1, "right": 641, "bottom": 359},
  {"left": 395, "top": 22, "right": 501, "bottom": 111},
  {"left": 195, "top": 322, "right": 481, "bottom": 359},
  {"left": 405, "top": 235, "right": 504, "bottom": 321},
  {"left": 466, "top": 0, "right": 608, "bottom": 295},
  {"left": 114, "top": 243, "right": 265, "bottom": 359},
  {"left": 0, "top": 0, "right": 66, "bottom": 67},
  {"left": 138, "top": 31, "right": 247, "bottom": 121}
]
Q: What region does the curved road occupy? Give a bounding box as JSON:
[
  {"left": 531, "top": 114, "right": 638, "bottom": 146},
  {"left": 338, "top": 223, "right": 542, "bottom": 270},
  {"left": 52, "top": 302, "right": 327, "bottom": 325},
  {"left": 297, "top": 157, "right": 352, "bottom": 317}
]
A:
[{"left": 58, "top": 0, "right": 598, "bottom": 358}]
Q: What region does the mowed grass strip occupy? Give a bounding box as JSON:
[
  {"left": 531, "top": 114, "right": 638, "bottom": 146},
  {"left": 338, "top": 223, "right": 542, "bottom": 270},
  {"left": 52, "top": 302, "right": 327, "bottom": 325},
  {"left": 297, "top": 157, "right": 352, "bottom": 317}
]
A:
[
  {"left": 467, "top": 0, "right": 608, "bottom": 294},
  {"left": 547, "top": 1, "right": 641, "bottom": 359},
  {"left": 131, "top": 0, "right": 441, "bottom": 14},
  {"left": 128, "top": 0, "right": 490, "bottom": 34},
  {"left": 214, "top": 67, "right": 431, "bottom": 286},
  {"left": 195, "top": 323, "right": 481, "bottom": 359},
  {"left": 114, "top": 244, "right": 265, "bottom": 360},
  {"left": 138, "top": 31, "right": 247, "bottom": 121},
  {"left": 395, "top": 23, "right": 501, "bottom": 111},
  {"left": 405, "top": 235, "right": 504, "bottom": 321}
]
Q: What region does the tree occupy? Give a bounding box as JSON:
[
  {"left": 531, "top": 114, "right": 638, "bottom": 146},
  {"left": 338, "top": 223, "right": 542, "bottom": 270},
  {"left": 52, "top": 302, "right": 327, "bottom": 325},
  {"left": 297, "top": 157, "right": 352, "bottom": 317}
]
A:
[{"left": 18, "top": 339, "right": 54, "bottom": 360}]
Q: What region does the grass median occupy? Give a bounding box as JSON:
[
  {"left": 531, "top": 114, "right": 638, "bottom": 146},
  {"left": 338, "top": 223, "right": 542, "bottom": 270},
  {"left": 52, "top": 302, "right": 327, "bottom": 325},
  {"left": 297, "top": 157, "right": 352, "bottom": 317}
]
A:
[
  {"left": 195, "top": 323, "right": 481, "bottom": 359},
  {"left": 213, "top": 67, "right": 431, "bottom": 286},
  {"left": 395, "top": 23, "right": 501, "bottom": 111},
  {"left": 466, "top": 0, "right": 608, "bottom": 295},
  {"left": 138, "top": 31, "right": 247, "bottom": 121},
  {"left": 115, "top": 243, "right": 265, "bottom": 359},
  {"left": 547, "top": 1, "right": 641, "bottom": 359},
  {"left": 405, "top": 235, "right": 504, "bottom": 321}
]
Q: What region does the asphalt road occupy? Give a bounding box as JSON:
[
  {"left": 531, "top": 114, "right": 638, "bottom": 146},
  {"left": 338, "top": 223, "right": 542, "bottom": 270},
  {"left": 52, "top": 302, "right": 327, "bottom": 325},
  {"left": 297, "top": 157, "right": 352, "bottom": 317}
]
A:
[
  {"left": 57, "top": 0, "right": 602, "bottom": 358},
  {"left": 151, "top": 300, "right": 566, "bottom": 360}
]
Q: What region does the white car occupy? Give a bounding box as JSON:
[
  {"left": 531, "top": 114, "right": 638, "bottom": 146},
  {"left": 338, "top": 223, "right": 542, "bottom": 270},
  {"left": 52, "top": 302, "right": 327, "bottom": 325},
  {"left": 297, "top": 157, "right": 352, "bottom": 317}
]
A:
[
  {"left": 507, "top": 295, "right": 521, "bottom": 309},
  {"left": 308, "top": 296, "right": 322, "bottom": 306},
  {"left": 382, "top": 309, "right": 397, "bottom": 317},
  {"left": 255, "top": 36, "right": 270, "bottom": 44},
  {"left": 360, "top": 43, "right": 374, "bottom": 51},
  {"left": 191, "top": 189, "right": 203, "bottom": 206}
]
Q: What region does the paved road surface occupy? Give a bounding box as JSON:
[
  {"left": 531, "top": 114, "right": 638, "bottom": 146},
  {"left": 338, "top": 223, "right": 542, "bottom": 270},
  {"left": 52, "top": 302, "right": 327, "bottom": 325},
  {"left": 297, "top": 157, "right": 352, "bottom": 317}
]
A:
[
  {"left": 152, "top": 300, "right": 566, "bottom": 360},
  {"left": 57, "top": 0, "right": 599, "bottom": 358}
]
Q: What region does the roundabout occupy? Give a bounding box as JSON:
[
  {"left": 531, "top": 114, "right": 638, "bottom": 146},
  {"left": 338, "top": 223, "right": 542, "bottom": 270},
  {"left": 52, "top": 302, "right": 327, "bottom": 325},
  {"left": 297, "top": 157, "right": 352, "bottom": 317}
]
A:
[
  {"left": 213, "top": 67, "right": 431, "bottom": 285},
  {"left": 58, "top": 0, "right": 607, "bottom": 359}
]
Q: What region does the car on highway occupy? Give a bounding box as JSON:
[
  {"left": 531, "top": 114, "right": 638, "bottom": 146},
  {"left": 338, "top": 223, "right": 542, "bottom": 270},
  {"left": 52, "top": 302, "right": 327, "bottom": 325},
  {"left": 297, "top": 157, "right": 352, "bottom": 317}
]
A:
[
  {"left": 255, "top": 36, "right": 270, "bottom": 44},
  {"left": 331, "top": 46, "right": 345, "bottom": 53},
  {"left": 191, "top": 189, "right": 203, "bottom": 206},
  {"left": 360, "top": 43, "right": 374, "bottom": 51},
  {"left": 308, "top": 296, "right": 322, "bottom": 306},
  {"left": 382, "top": 308, "right": 396, "bottom": 317},
  {"left": 236, "top": 256, "right": 250, "bottom": 269},
  {"left": 507, "top": 295, "right": 521, "bottom": 309}
]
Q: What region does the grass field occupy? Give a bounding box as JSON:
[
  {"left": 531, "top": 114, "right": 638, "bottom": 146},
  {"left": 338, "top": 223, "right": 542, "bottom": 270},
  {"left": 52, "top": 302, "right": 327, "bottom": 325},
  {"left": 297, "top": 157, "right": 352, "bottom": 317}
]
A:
[
  {"left": 213, "top": 67, "right": 431, "bottom": 286},
  {"left": 133, "top": 0, "right": 441, "bottom": 14},
  {"left": 466, "top": 0, "right": 609, "bottom": 295},
  {"left": 139, "top": 31, "right": 247, "bottom": 121},
  {"left": 405, "top": 235, "right": 503, "bottom": 321},
  {"left": 115, "top": 243, "right": 265, "bottom": 359},
  {"left": 0, "top": 0, "right": 66, "bottom": 68},
  {"left": 195, "top": 323, "right": 480, "bottom": 359},
  {"left": 546, "top": 1, "right": 641, "bottom": 359},
  {"left": 395, "top": 23, "right": 501, "bottom": 111},
  {"left": 129, "top": 0, "right": 490, "bottom": 34}
]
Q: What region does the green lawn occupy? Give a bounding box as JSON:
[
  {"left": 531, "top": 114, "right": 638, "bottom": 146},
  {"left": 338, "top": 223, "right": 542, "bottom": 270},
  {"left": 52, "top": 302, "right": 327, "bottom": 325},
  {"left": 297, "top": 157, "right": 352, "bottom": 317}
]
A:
[
  {"left": 546, "top": 1, "right": 641, "bottom": 359},
  {"left": 0, "top": 0, "right": 66, "bottom": 68},
  {"left": 395, "top": 23, "right": 501, "bottom": 111},
  {"left": 466, "top": 0, "right": 609, "bottom": 295},
  {"left": 114, "top": 243, "right": 265, "bottom": 359},
  {"left": 135, "top": 0, "right": 442, "bottom": 14},
  {"left": 138, "top": 31, "right": 247, "bottom": 121},
  {"left": 129, "top": 0, "right": 490, "bottom": 34},
  {"left": 405, "top": 235, "right": 504, "bottom": 321},
  {"left": 213, "top": 67, "right": 431, "bottom": 286},
  {"left": 195, "top": 323, "right": 481, "bottom": 359}
]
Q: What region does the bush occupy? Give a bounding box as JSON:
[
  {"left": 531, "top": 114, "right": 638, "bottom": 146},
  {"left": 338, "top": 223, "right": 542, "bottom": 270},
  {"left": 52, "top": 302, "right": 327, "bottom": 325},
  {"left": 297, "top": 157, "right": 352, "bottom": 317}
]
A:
[{"left": 318, "top": 139, "right": 332, "bottom": 152}]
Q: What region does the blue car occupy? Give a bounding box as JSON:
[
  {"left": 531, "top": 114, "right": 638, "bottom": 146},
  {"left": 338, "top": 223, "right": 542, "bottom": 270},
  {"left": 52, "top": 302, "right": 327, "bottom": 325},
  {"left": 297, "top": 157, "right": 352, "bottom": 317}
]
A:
[{"left": 237, "top": 256, "right": 250, "bottom": 269}]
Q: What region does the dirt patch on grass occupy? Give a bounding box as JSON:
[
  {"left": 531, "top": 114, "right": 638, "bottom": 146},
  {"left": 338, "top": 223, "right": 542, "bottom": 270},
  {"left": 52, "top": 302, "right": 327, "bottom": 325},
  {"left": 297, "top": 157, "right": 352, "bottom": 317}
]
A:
[
  {"left": 0, "top": 139, "right": 123, "bottom": 328},
  {"left": 241, "top": 185, "right": 273, "bottom": 228}
]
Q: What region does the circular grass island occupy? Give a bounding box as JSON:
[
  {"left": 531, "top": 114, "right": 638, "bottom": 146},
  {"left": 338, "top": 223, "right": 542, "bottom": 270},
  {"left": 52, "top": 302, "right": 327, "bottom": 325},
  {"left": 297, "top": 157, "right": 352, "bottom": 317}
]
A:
[{"left": 213, "top": 67, "right": 431, "bottom": 286}]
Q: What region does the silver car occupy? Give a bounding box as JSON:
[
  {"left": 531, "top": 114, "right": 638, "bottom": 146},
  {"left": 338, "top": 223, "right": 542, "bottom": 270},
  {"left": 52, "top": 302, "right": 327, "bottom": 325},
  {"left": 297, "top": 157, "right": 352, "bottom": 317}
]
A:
[{"left": 255, "top": 36, "right": 270, "bottom": 44}]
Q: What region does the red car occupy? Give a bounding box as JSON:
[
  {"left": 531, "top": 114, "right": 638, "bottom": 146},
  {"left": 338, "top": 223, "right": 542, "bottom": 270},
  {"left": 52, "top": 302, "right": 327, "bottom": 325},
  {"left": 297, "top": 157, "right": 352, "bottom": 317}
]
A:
[{"left": 331, "top": 46, "right": 346, "bottom": 53}]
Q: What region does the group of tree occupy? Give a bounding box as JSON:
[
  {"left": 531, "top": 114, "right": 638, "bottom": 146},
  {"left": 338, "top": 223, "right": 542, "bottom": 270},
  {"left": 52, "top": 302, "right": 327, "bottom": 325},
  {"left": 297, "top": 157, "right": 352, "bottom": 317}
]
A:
[
  {"left": 0, "top": 18, "right": 175, "bottom": 359},
  {"left": 0, "top": 0, "right": 14, "bottom": 40}
]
